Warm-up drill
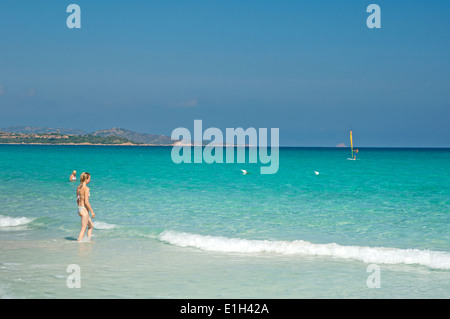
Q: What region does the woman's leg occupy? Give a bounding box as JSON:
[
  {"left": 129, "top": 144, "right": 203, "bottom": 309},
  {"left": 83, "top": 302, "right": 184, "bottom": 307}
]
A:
[
  {"left": 77, "top": 210, "right": 89, "bottom": 241},
  {"left": 86, "top": 217, "right": 94, "bottom": 238}
]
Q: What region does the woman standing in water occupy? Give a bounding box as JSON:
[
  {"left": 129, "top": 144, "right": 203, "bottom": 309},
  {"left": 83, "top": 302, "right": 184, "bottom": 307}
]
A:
[
  {"left": 69, "top": 170, "right": 77, "bottom": 182},
  {"left": 76, "top": 172, "right": 95, "bottom": 241}
]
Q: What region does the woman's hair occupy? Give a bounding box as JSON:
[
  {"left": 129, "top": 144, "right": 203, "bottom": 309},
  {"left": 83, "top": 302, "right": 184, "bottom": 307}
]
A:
[{"left": 80, "top": 172, "right": 90, "bottom": 184}]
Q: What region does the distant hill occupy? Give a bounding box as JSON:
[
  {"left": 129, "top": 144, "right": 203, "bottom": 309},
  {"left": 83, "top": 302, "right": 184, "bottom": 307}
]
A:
[
  {"left": 1, "top": 126, "right": 88, "bottom": 135},
  {"left": 0, "top": 131, "right": 138, "bottom": 145},
  {"left": 92, "top": 127, "right": 175, "bottom": 145},
  {"left": 0, "top": 126, "right": 176, "bottom": 145}
]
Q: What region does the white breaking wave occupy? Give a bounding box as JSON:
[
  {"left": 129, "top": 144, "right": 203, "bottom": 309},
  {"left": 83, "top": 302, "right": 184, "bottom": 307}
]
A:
[
  {"left": 0, "top": 215, "right": 34, "bottom": 228},
  {"left": 158, "top": 230, "right": 450, "bottom": 270},
  {"left": 93, "top": 221, "right": 117, "bottom": 230}
]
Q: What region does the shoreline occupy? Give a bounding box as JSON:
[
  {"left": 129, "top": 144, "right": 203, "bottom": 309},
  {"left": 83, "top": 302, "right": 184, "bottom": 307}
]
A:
[
  {"left": 0, "top": 142, "right": 176, "bottom": 146},
  {"left": 0, "top": 143, "right": 449, "bottom": 149}
]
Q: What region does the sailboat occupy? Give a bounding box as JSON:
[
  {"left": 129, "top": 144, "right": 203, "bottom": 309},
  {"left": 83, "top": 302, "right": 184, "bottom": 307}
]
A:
[{"left": 349, "top": 130, "right": 358, "bottom": 160}]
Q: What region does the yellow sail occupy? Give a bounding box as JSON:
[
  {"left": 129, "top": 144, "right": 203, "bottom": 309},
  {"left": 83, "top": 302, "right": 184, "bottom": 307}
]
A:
[{"left": 350, "top": 130, "right": 354, "bottom": 158}]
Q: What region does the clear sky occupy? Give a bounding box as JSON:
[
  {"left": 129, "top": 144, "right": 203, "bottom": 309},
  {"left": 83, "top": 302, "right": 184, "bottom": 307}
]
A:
[{"left": 0, "top": 0, "right": 449, "bottom": 146}]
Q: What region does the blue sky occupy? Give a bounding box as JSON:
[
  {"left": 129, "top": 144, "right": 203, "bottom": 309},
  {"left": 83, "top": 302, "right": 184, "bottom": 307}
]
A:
[{"left": 0, "top": 0, "right": 449, "bottom": 146}]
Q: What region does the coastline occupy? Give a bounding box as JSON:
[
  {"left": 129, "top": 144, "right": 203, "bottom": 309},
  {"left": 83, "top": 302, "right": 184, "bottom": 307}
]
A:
[
  {"left": 0, "top": 142, "right": 256, "bottom": 147},
  {"left": 1, "top": 143, "right": 449, "bottom": 149},
  {"left": 0, "top": 142, "right": 176, "bottom": 146}
]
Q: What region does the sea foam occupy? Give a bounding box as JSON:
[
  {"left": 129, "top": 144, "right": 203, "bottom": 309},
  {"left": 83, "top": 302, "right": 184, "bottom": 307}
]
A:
[
  {"left": 0, "top": 215, "right": 34, "bottom": 228},
  {"left": 93, "top": 221, "right": 117, "bottom": 230},
  {"left": 158, "top": 230, "right": 450, "bottom": 270}
]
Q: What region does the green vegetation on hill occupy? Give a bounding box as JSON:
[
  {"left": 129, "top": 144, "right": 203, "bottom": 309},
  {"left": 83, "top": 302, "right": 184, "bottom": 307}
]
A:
[
  {"left": 0, "top": 133, "right": 142, "bottom": 145},
  {"left": 0, "top": 126, "right": 176, "bottom": 145}
]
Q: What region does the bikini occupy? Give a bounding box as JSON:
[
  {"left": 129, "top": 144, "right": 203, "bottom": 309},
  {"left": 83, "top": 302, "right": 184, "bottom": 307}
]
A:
[{"left": 77, "top": 190, "right": 90, "bottom": 214}]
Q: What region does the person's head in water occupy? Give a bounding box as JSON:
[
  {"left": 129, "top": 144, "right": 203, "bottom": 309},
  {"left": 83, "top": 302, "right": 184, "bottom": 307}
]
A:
[{"left": 80, "top": 172, "right": 91, "bottom": 184}]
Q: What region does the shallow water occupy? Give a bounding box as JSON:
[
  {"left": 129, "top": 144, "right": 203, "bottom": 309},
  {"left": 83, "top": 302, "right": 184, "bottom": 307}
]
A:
[{"left": 0, "top": 145, "right": 449, "bottom": 298}]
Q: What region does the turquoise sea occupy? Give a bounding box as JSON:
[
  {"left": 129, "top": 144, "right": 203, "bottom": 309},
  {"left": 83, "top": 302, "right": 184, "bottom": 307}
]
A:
[{"left": 0, "top": 145, "right": 449, "bottom": 298}]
